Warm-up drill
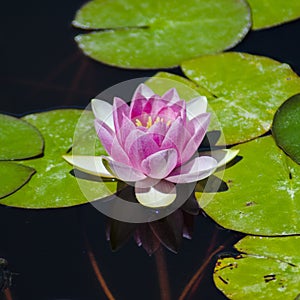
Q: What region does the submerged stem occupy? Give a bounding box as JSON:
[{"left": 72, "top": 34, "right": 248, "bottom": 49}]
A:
[
  {"left": 84, "top": 235, "right": 116, "bottom": 300},
  {"left": 4, "top": 288, "right": 13, "bottom": 300},
  {"left": 178, "top": 245, "right": 225, "bottom": 300},
  {"left": 155, "top": 247, "right": 171, "bottom": 300}
]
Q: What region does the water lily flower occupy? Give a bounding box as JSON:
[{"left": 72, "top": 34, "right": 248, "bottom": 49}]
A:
[{"left": 64, "top": 84, "right": 238, "bottom": 208}]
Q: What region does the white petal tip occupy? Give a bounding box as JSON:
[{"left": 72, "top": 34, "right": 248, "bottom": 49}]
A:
[
  {"left": 63, "top": 155, "right": 115, "bottom": 178},
  {"left": 135, "top": 181, "right": 176, "bottom": 208}
]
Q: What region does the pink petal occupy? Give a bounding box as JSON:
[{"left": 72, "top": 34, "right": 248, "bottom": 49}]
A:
[
  {"left": 162, "top": 88, "right": 180, "bottom": 103},
  {"left": 126, "top": 132, "right": 160, "bottom": 169},
  {"left": 132, "top": 84, "right": 155, "bottom": 100},
  {"left": 161, "top": 118, "right": 191, "bottom": 158},
  {"left": 113, "top": 97, "right": 129, "bottom": 132},
  {"left": 169, "top": 100, "right": 187, "bottom": 122},
  {"left": 116, "top": 115, "right": 136, "bottom": 147},
  {"left": 102, "top": 156, "right": 147, "bottom": 182},
  {"left": 186, "top": 96, "right": 207, "bottom": 120},
  {"left": 141, "top": 149, "right": 177, "bottom": 179},
  {"left": 110, "top": 137, "right": 131, "bottom": 166},
  {"left": 147, "top": 121, "right": 168, "bottom": 137},
  {"left": 166, "top": 156, "right": 217, "bottom": 184},
  {"left": 181, "top": 113, "right": 210, "bottom": 164},
  {"left": 143, "top": 96, "right": 167, "bottom": 116},
  {"left": 134, "top": 177, "right": 160, "bottom": 188},
  {"left": 94, "top": 119, "right": 115, "bottom": 155},
  {"left": 156, "top": 106, "right": 177, "bottom": 121}
]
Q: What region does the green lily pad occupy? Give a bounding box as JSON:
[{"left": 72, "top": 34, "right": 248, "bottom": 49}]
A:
[
  {"left": 0, "top": 113, "right": 43, "bottom": 160},
  {"left": 0, "top": 162, "right": 35, "bottom": 198},
  {"left": 1, "top": 109, "right": 117, "bottom": 208},
  {"left": 214, "top": 235, "right": 300, "bottom": 299},
  {"left": 73, "top": 0, "right": 251, "bottom": 69},
  {"left": 182, "top": 52, "right": 300, "bottom": 145},
  {"left": 272, "top": 94, "right": 300, "bottom": 165},
  {"left": 247, "top": 0, "right": 300, "bottom": 30},
  {"left": 146, "top": 72, "right": 215, "bottom": 100},
  {"left": 196, "top": 136, "right": 300, "bottom": 235}
]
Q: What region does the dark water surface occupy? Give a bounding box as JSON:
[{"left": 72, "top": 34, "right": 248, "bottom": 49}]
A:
[{"left": 1, "top": 1, "right": 300, "bottom": 299}]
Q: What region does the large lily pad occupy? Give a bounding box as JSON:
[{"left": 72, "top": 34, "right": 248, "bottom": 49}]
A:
[
  {"left": 196, "top": 136, "right": 300, "bottom": 235},
  {"left": 272, "top": 94, "right": 300, "bottom": 165},
  {"left": 247, "top": 0, "right": 300, "bottom": 30},
  {"left": 1, "top": 109, "right": 117, "bottom": 208},
  {"left": 73, "top": 0, "right": 251, "bottom": 69},
  {"left": 214, "top": 235, "right": 300, "bottom": 299},
  {"left": 0, "top": 113, "right": 43, "bottom": 160},
  {"left": 146, "top": 72, "right": 215, "bottom": 100},
  {"left": 182, "top": 52, "right": 300, "bottom": 145},
  {"left": 0, "top": 162, "right": 35, "bottom": 198}
]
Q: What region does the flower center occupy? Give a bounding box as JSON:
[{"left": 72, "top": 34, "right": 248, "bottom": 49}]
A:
[{"left": 135, "top": 116, "right": 171, "bottom": 128}]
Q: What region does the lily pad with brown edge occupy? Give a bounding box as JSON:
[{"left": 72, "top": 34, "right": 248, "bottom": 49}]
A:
[
  {"left": 0, "top": 113, "right": 43, "bottom": 160},
  {"left": 0, "top": 162, "right": 35, "bottom": 199},
  {"left": 182, "top": 52, "right": 300, "bottom": 145},
  {"left": 196, "top": 136, "right": 300, "bottom": 236},
  {"left": 1, "top": 109, "right": 117, "bottom": 209},
  {"left": 214, "top": 235, "right": 300, "bottom": 300},
  {"left": 73, "top": 0, "right": 251, "bottom": 69},
  {"left": 247, "top": 0, "right": 300, "bottom": 30},
  {"left": 272, "top": 94, "right": 300, "bottom": 165}
]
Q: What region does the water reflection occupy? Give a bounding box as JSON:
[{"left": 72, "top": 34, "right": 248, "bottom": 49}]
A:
[{"left": 105, "top": 187, "right": 201, "bottom": 255}]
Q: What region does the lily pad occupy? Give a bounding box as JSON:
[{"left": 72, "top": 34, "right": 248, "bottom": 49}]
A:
[
  {"left": 182, "top": 52, "right": 300, "bottom": 145},
  {"left": 146, "top": 72, "right": 215, "bottom": 100},
  {"left": 73, "top": 0, "right": 251, "bottom": 69},
  {"left": 214, "top": 235, "right": 300, "bottom": 299},
  {"left": 272, "top": 94, "right": 300, "bottom": 165},
  {"left": 0, "top": 162, "right": 35, "bottom": 198},
  {"left": 0, "top": 113, "right": 43, "bottom": 160},
  {"left": 196, "top": 136, "right": 300, "bottom": 235},
  {"left": 1, "top": 109, "right": 117, "bottom": 208},
  {"left": 247, "top": 0, "right": 300, "bottom": 30}
]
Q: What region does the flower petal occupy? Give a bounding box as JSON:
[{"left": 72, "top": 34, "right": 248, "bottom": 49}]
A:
[
  {"left": 182, "top": 113, "right": 210, "bottom": 164},
  {"left": 143, "top": 95, "right": 167, "bottom": 116},
  {"left": 135, "top": 180, "right": 177, "bottom": 208},
  {"left": 110, "top": 137, "right": 131, "bottom": 166},
  {"left": 166, "top": 156, "right": 217, "bottom": 184},
  {"left": 91, "top": 99, "right": 114, "bottom": 130},
  {"left": 141, "top": 149, "right": 177, "bottom": 179},
  {"left": 102, "top": 156, "right": 147, "bottom": 182},
  {"left": 132, "top": 83, "right": 155, "bottom": 100},
  {"left": 199, "top": 149, "right": 239, "bottom": 169},
  {"left": 162, "top": 88, "right": 180, "bottom": 103},
  {"left": 186, "top": 96, "right": 207, "bottom": 120},
  {"left": 94, "top": 119, "right": 115, "bottom": 155},
  {"left": 63, "top": 155, "right": 115, "bottom": 178},
  {"left": 169, "top": 100, "right": 186, "bottom": 121},
  {"left": 116, "top": 115, "right": 136, "bottom": 147},
  {"left": 113, "top": 97, "right": 129, "bottom": 132},
  {"left": 126, "top": 132, "right": 160, "bottom": 169},
  {"left": 162, "top": 117, "right": 191, "bottom": 157}
]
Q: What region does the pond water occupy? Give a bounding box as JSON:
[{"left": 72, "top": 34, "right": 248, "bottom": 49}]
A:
[{"left": 1, "top": 1, "right": 300, "bottom": 299}]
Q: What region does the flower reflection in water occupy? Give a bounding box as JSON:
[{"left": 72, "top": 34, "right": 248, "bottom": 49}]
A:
[{"left": 106, "top": 184, "right": 200, "bottom": 255}]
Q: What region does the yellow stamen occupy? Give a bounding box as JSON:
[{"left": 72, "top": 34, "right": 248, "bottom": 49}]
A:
[
  {"left": 135, "top": 119, "right": 143, "bottom": 127},
  {"left": 155, "top": 117, "right": 161, "bottom": 124},
  {"left": 146, "top": 116, "right": 153, "bottom": 128},
  {"left": 166, "top": 120, "right": 171, "bottom": 126}
]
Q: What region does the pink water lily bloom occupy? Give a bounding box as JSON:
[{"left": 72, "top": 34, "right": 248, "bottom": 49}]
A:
[{"left": 64, "top": 84, "right": 238, "bottom": 208}]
